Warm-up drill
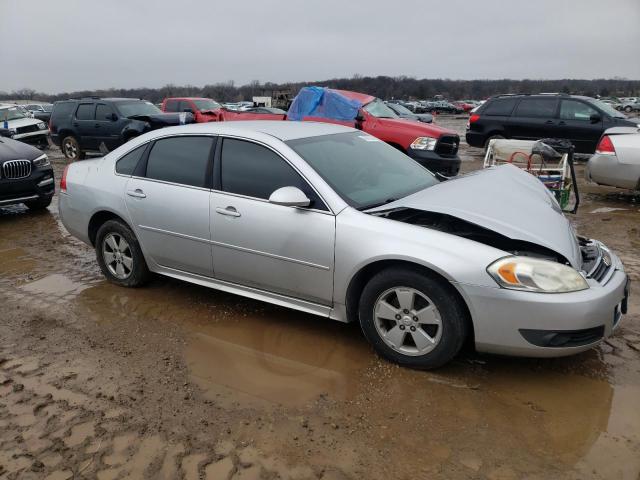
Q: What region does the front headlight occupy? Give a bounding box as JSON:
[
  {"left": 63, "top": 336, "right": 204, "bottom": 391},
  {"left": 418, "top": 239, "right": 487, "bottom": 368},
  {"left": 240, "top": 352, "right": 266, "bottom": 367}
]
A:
[
  {"left": 32, "top": 154, "right": 50, "bottom": 167},
  {"left": 410, "top": 136, "right": 437, "bottom": 150},
  {"left": 487, "top": 256, "right": 589, "bottom": 293},
  {"left": 8, "top": 128, "right": 17, "bottom": 137},
  {"left": 37, "top": 122, "right": 47, "bottom": 130}
]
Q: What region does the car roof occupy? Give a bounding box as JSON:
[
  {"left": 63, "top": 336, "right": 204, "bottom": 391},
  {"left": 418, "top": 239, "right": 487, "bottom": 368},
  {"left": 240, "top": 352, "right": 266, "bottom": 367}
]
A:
[{"left": 145, "top": 120, "right": 356, "bottom": 141}]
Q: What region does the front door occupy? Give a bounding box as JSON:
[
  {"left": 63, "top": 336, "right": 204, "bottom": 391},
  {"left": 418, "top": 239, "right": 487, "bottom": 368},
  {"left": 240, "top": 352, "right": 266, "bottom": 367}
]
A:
[
  {"left": 210, "top": 137, "right": 335, "bottom": 305},
  {"left": 124, "top": 135, "right": 216, "bottom": 276},
  {"left": 556, "top": 99, "right": 603, "bottom": 153}
]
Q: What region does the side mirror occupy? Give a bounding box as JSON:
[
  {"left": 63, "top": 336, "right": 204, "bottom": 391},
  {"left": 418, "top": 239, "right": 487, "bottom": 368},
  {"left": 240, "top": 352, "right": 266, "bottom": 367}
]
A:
[
  {"left": 590, "top": 113, "right": 602, "bottom": 123},
  {"left": 268, "top": 186, "right": 310, "bottom": 208},
  {"left": 107, "top": 113, "right": 118, "bottom": 121},
  {"left": 355, "top": 112, "right": 365, "bottom": 123}
]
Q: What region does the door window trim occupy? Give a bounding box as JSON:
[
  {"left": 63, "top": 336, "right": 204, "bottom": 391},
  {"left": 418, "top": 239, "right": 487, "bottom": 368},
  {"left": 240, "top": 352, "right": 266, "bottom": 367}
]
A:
[{"left": 213, "top": 134, "right": 333, "bottom": 215}]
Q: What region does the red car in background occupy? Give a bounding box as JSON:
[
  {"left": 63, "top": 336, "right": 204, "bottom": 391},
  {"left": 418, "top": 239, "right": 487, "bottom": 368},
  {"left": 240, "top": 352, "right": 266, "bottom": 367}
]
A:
[
  {"left": 453, "top": 101, "right": 475, "bottom": 112},
  {"left": 161, "top": 97, "right": 287, "bottom": 122}
]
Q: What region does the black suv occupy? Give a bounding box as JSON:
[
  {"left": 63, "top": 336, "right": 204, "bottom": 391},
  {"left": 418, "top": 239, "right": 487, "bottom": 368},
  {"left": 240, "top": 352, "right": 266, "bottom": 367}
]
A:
[
  {"left": 466, "top": 94, "right": 638, "bottom": 153},
  {"left": 0, "top": 136, "right": 54, "bottom": 210},
  {"left": 49, "top": 98, "right": 194, "bottom": 160}
]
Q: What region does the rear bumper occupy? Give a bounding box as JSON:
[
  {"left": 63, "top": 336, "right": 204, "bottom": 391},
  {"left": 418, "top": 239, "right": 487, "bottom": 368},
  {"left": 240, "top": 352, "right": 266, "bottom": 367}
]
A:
[
  {"left": 407, "top": 149, "right": 461, "bottom": 176},
  {"left": 456, "top": 249, "right": 628, "bottom": 357},
  {"left": 465, "top": 131, "right": 486, "bottom": 148},
  {"left": 586, "top": 153, "right": 640, "bottom": 190}
]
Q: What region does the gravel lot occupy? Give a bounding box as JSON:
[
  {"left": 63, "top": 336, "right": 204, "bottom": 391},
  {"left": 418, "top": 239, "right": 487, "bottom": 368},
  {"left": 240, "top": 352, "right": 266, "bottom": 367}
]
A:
[{"left": 1, "top": 117, "right": 639, "bottom": 480}]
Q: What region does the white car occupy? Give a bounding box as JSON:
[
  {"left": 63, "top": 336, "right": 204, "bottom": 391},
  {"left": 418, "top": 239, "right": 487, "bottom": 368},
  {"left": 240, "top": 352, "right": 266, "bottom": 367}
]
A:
[
  {"left": 0, "top": 104, "right": 49, "bottom": 148},
  {"left": 587, "top": 127, "right": 640, "bottom": 190}
]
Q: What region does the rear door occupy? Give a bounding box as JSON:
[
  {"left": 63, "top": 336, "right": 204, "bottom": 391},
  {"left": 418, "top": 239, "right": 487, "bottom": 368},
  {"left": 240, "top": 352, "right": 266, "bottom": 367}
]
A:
[
  {"left": 124, "top": 135, "right": 216, "bottom": 276},
  {"left": 74, "top": 103, "right": 98, "bottom": 149},
  {"left": 556, "top": 99, "right": 603, "bottom": 153},
  {"left": 509, "top": 98, "right": 559, "bottom": 140}
]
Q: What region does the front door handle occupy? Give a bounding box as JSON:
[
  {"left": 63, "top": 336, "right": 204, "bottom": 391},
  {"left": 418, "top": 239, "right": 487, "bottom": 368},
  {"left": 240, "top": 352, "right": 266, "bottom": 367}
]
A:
[
  {"left": 126, "top": 189, "right": 146, "bottom": 198},
  {"left": 215, "top": 206, "right": 241, "bottom": 217},
  {"left": 545, "top": 120, "right": 555, "bottom": 124}
]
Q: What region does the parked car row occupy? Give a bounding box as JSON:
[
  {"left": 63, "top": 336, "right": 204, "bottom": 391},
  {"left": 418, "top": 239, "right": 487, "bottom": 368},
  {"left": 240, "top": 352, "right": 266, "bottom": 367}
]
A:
[{"left": 0, "top": 104, "right": 50, "bottom": 149}]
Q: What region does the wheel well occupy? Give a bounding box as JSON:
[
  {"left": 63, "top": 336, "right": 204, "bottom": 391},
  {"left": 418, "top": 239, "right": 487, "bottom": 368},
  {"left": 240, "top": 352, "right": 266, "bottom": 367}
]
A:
[
  {"left": 58, "top": 130, "right": 76, "bottom": 141},
  {"left": 88, "top": 211, "right": 130, "bottom": 246},
  {"left": 345, "top": 260, "right": 475, "bottom": 343}
]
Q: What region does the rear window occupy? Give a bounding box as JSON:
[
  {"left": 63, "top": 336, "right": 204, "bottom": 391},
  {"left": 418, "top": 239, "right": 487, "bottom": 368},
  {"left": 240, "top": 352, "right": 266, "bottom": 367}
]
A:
[
  {"left": 76, "top": 103, "right": 96, "bottom": 120},
  {"left": 51, "top": 102, "right": 76, "bottom": 119},
  {"left": 513, "top": 98, "right": 558, "bottom": 118},
  {"left": 116, "top": 145, "right": 146, "bottom": 176},
  {"left": 482, "top": 98, "right": 518, "bottom": 116}
]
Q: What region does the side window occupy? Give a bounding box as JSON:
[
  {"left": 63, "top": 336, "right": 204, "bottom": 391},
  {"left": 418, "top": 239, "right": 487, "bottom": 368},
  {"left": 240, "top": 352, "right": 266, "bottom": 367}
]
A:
[
  {"left": 96, "top": 104, "right": 113, "bottom": 121},
  {"left": 145, "top": 136, "right": 214, "bottom": 188},
  {"left": 115, "top": 145, "right": 146, "bottom": 176},
  {"left": 559, "top": 100, "right": 598, "bottom": 121},
  {"left": 220, "top": 138, "right": 327, "bottom": 210},
  {"left": 164, "top": 100, "right": 179, "bottom": 112},
  {"left": 482, "top": 98, "right": 517, "bottom": 116},
  {"left": 75, "top": 103, "right": 96, "bottom": 120},
  {"left": 513, "top": 98, "right": 558, "bottom": 118},
  {"left": 178, "top": 101, "right": 193, "bottom": 113}
]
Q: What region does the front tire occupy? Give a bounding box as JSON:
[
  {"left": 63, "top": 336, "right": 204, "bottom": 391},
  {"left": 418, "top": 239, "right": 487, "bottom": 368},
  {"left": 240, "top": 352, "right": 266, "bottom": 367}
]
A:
[
  {"left": 95, "top": 220, "right": 150, "bottom": 287},
  {"left": 25, "top": 197, "right": 52, "bottom": 211},
  {"left": 358, "top": 268, "right": 468, "bottom": 369}
]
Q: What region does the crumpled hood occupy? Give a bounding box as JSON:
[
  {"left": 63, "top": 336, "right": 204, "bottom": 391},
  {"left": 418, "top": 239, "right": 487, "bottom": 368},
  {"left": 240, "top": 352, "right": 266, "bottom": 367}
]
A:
[
  {"left": 4, "top": 117, "right": 42, "bottom": 129},
  {"left": 370, "top": 164, "right": 582, "bottom": 268},
  {"left": 127, "top": 112, "right": 194, "bottom": 126}
]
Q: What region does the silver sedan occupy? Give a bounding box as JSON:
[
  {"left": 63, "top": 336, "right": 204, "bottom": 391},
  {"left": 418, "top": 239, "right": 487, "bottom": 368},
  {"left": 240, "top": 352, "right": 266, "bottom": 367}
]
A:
[
  {"left": 587, "top": 126, "right": 640, "bottom": 191},
  {"left": 59, "top": 121, "right": 629, "bottom": 368}
]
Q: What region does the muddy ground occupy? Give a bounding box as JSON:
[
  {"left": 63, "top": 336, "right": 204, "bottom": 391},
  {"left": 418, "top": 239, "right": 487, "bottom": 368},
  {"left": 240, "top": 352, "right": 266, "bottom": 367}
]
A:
[{"left": 1, "top": 117, "right": 639, "bottom": 480}]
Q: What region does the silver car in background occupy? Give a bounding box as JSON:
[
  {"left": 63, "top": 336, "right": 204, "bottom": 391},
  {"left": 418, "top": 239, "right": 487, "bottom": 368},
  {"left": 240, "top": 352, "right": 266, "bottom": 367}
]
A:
[
  {"left": 59, "top": 121, "right": 629, "bottom": 369},
  {"left": 587, "top": 127, "right": 640, "bottom": 191}
]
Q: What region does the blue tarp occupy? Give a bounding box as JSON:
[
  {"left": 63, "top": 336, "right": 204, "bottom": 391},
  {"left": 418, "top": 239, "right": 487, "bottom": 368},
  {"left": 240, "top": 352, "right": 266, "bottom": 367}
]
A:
[{"left": 287, "top": 87, "right": 363, "bottom": 121}]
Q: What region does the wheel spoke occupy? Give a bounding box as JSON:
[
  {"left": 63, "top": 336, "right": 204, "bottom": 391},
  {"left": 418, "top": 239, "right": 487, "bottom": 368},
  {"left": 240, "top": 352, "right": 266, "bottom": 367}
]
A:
[
  {"left": 415, "top": 305, "right": 441, "bottom": 325},
  {"left": 115, "top": 263, "right": 125, "bottom": 277},
  {"left": 103, "top": 251, "right": 116, "bottom": 265},
  {"left": 121, "top": 255, "right": 133, "bottom": 270},
  {"left": 105, "top": 235, "right": 118, "bottom": 251},
  {"left": 375, "top": 300, "right": 400, "bottom": 321},
  {"left": 385, "top": 325, "right": 405, "bottom": 348},
  {"left": 395, "top": 289, "right": 414, "bottom": 311},
  {"left": 118, "top": 238, "right": 129, "bottom": 252},
  {"left": 411, "top": 329, "right": 435, "bottom": 351}
]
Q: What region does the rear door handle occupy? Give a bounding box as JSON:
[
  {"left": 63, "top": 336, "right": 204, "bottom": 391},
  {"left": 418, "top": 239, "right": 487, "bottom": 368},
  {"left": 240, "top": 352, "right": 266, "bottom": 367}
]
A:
[
  {"left": 215, "top": 206, "right": 241, "bottom": 217},
  {"left": 545, "top": 120, "right": 555, "bottom": 124},
  {"left": 126, "top": 189, "right": 146, "bottom": 198}
]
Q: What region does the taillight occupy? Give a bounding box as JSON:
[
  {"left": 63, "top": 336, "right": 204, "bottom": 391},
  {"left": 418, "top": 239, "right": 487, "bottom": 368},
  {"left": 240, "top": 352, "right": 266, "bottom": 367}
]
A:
[
  {"left": 60, "top": 165, "right": 69, "bottom": 192},
  {"left": 469, "top": 114, "right": 480, "bottom": 123},
  {"left": 595, "top": 135, "right": 615, "bottom": 155}
]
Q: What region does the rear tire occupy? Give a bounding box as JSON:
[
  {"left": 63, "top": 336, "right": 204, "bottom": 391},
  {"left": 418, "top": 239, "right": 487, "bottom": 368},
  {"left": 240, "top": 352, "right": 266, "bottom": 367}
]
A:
[
  {"left": 95, "top": 219, "right": 150, "bottom": 287},
  {"left": 25, "top": 197, "right": 52, "bottom": 211},
  {"left": 61, "top": 135, "right": 85, "bottom": 160},
  {"left": 483, "top": 134, "right": 505, "bottom": 154},
  {"left": 358, "top": 267, "right": 468, "bottom": 369}
]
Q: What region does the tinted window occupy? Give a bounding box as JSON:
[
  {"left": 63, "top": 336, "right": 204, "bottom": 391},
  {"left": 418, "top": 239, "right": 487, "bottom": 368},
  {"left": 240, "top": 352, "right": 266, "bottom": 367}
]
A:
[
  {"left": 220, "top": 138, "right": 326, "bottom": 210},
  {"left": 483, "top": 98, "right": 518, "bottom": 116},
  {"left": 51, "top": 102, "right": 76, "bottom": 119},
  {"left": 178, "top": 101, "right": 194, "bottom": 113},
  {"left": 146, "top": 136, "right": 214, "bottom": 187},
  {"left": 559, "top": 100, "right": 598, "bottom": 121},
  {"left": 164, "top": 99, "right": 179, "bottom": 112},
  {"left": 513, "top": 98, "right": 558, "bottom": 118},
  {"left": 76, "top": 103, "right": 96, "bottom": 120},
  {"left": 96, "top": 104, "right": 113, "bottom": 120},
  {"left": 116, "top": 145, "right": 146, "bottom": 175}
]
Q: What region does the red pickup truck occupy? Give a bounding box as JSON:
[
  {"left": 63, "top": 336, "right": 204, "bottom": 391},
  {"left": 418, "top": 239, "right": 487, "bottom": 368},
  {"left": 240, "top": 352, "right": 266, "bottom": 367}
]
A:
[
  {"left": 288, "top": 88, "right": 461, "bottom": 176},
  {"left": 161, "top": 97, "right": 286, "bottom": 122}
]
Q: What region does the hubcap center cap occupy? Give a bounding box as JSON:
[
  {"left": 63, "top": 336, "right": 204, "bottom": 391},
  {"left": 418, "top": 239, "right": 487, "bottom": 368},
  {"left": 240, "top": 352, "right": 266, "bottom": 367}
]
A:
[{"left": 402, "top": 316, "right": 413, "bottom": 326}]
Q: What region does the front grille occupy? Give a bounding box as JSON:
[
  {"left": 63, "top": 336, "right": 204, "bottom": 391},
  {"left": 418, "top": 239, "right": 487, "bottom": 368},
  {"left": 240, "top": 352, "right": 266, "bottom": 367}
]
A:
[
  {"left": 16, "top": 124, "right": 40, "bottom": 134},
  {"left": 2, "top": 160, "right": 32, "bottom": 179},
  {"left": 581, "top": 240, "right": 614, "bottom": 284},
  {"left": 435, "top": 135, "right": 459, "bottom": 156}
]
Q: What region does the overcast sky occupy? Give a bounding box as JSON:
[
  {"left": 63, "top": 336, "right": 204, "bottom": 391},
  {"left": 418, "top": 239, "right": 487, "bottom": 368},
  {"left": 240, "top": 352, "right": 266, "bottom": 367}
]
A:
[{"left": 1, "top": 0, "right": 639, "bottom": 94}]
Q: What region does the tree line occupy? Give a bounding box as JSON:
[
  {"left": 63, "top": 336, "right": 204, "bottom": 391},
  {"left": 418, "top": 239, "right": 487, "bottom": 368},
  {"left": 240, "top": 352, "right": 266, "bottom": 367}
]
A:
[{"left": 2, "top": 76, "right": 639, "bottom": 104}]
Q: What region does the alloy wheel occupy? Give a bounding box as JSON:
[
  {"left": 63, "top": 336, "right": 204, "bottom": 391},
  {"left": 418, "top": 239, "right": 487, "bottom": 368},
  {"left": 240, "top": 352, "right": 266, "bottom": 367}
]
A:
[
  {"left": 373, "top": 287, "right": 443, "bottom": 356},
  {"left": 63, "top": 138, "right": 78, "bottom": 159},
  {"left": 102, "top": 233, "right": 133, "bottom": 279}
]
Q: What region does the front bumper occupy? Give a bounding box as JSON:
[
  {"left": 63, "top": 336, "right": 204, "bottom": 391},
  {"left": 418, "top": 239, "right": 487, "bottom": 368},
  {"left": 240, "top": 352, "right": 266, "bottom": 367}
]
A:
[
  {"left": 0, "top": 167, "right": 55, "bottom": 207},
  {"left": 407, "top": 148, "right": 461, "bottom": 176},
  {"left": 13, "top": 130, "right": 49, "bottom": 147},
  {"left": 456, "top": 247, "right": 628, "bottom": 357}
]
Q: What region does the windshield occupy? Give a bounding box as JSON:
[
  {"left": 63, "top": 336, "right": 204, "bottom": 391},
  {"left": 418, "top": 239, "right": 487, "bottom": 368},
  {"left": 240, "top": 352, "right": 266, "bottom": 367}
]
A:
[
  {"left": 0, "top": 107, "right": 27, "bottom": 121},
  {"left": 42, "top": 104, "right": 53, "bottom": 112},
  {"left": 286, "top": 131, "right": 438, "bottom": 210},
  {"left": 192, "top": 99, "right": 221, "bottom": 111},
  {"left": 588, "top": 98, "right": 625, "bottom": 118},
  {"left": 388, "top": 103, "right": 414, "bottom": 115},
  {"left": 363, "top": 99, "right": 398, "bottom": 119},
  {"left": 115, "top": 101, "right": 161, "bottom": 117}
]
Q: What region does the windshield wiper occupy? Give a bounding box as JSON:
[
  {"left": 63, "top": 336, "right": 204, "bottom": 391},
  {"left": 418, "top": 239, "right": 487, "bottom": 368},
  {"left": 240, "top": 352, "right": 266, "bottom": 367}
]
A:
[{"left": 358, "top": 198, "right": 398, "bottom": 211}]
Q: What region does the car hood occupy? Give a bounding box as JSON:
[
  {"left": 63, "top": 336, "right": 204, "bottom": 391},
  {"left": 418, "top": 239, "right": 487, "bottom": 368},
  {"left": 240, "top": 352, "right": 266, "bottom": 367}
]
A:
[
  {"left": 374, "top": 116, "right": 456, "bottom": 138},
  {"left": 0, "top": 136, "right": 43, "bottom": 161},
  {"left": 127, "top": 112, "right": 195, "bottom": 126},
  {"left": 369, "top": 164, "right": 582, "bottom": 268},
  {"left": 5, "top": 117, "right": 42, "bottom": 128}
]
